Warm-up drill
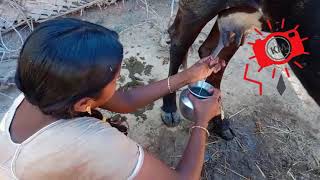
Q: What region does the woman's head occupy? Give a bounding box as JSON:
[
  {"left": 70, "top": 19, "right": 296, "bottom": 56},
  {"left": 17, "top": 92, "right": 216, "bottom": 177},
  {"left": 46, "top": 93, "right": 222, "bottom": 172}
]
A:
[{"left": 15, "top": 18, "right": 123, "bottom": 118}]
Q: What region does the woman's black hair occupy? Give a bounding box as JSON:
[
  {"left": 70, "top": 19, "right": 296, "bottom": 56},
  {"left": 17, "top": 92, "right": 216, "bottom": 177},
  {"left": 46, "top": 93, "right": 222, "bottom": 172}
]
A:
[{"left": 15, "top": 18, "right": 127, "bottom": 134}]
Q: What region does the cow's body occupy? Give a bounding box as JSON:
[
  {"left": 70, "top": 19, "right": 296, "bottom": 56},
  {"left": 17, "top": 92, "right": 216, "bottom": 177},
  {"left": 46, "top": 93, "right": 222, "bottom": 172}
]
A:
[{"left": 161, "top": 0, "right": 320, "bottom": 140}]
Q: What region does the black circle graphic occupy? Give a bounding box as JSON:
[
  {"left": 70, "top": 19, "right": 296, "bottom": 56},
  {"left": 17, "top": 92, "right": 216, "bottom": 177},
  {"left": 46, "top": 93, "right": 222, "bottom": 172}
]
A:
[{"left": 265, "top": 36, "right": 291, "bottom": 62}]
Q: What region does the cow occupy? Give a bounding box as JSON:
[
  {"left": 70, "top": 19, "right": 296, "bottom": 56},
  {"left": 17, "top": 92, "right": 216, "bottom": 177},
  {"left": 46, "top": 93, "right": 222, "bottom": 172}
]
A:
[{"left": 161, "top": 0, "right": 320, "bottom": 140}]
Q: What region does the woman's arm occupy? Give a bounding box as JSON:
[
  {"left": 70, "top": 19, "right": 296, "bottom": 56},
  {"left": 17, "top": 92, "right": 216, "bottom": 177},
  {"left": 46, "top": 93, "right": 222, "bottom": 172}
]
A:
[
  {"left": 101, "top": 70, "right": 189, "bottom": 113},
  {"left": 102, "top": 56, "right": 222, "bottom": 113},
  {"left": 136, "top": 123, "right": 208, "bottom": 180},
  {"left": 135, "top": 89, "right": 221, "bottom": 180}
]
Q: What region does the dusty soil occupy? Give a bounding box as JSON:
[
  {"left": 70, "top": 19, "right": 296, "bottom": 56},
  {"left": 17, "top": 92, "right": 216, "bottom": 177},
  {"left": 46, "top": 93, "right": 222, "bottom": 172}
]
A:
[{"left": 1, "top": 0, "right": 320, "bottom": 179}]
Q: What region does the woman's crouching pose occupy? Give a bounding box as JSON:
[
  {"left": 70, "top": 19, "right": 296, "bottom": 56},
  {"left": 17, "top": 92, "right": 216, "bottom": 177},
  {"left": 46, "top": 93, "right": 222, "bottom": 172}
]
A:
[{"left": 0, "top": 18, "right": 223, "bottom": 180}]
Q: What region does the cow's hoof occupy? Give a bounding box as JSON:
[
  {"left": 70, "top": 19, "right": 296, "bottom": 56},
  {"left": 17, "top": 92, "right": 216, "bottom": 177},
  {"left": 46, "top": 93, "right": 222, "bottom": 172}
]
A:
[
  {"left": 161, "top": 109, "right": 181, "bottom": 127},
  {"left": 159, "top": 32, "right": 171, "bottom": 48},
  {"left": 208, "top": 116, "right": 235, "bottom": 141}
]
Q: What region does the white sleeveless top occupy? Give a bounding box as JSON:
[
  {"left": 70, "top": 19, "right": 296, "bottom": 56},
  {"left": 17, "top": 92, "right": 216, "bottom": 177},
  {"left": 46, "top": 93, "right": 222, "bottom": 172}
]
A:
[{"left": 0, "top": 94, "right": 144, "bottom": 180}]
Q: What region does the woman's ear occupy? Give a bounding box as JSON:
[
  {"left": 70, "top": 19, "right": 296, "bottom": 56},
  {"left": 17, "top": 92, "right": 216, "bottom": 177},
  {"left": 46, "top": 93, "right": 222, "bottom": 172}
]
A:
[{"left": 73, "top": 97, "right": 95, "bottom": 113}]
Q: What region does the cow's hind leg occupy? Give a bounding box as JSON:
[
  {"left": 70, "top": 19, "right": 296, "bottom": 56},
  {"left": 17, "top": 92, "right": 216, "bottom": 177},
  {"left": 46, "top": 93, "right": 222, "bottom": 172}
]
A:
[
  {"left": 198, "top": 7, "right": 261, "bottom": 140},
  {"left": 198, "top": 22, "right": 239, "bottom": 140}
]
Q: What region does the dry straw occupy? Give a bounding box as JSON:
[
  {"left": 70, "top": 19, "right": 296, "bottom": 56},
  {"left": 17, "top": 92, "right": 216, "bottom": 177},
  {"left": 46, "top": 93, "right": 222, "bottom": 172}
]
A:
[
  {"left": 0, "top": 0, "right": 118, "bottom": 62},
  {"left": 0, "top": 0, "right": 118, "bottom": 33}
]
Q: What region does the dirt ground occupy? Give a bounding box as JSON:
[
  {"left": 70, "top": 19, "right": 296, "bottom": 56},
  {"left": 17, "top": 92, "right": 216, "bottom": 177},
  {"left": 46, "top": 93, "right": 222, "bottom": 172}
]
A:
[{"left": 1, "top": 0, "right": 320, "bottom": 179}]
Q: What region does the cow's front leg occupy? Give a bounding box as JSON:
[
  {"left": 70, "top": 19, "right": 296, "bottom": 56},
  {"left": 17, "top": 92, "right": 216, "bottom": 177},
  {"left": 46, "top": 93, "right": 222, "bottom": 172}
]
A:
[
  {"left": 161, "top": 0, "right": 227, "bottom": 127},
  {"left": 161, "top": 9, "right": 210, "bottom": 127}
]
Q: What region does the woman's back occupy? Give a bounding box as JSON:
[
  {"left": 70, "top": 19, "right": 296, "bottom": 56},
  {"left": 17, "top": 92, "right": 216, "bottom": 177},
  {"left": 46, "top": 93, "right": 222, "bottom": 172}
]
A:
[{"left": 0, "top": 94, "right": 143, "bottom": 180}]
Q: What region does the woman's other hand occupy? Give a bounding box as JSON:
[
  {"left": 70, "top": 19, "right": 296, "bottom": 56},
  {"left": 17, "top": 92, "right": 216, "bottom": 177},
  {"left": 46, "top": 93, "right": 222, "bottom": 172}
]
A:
[
  {"left": 188, "top": 88, "right": 221, "bottom": 126},
  {"left": 186, "top": 56, "right": 226, "bottom": 83}
]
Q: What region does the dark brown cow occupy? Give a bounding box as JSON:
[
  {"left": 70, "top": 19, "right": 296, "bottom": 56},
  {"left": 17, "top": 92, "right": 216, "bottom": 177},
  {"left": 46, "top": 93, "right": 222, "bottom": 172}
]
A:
[{"left": 161, "top": 0, "right": 320, "bottom": 140}]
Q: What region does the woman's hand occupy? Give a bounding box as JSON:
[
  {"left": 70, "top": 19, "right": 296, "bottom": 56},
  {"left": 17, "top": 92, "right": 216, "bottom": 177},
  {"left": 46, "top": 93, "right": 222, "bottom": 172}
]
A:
[
  {"left": 186, "top": 56, "right": 226, "bottom": 83},
  {"left": 188, "top": 88, "right": 221, "bottom": 126}
]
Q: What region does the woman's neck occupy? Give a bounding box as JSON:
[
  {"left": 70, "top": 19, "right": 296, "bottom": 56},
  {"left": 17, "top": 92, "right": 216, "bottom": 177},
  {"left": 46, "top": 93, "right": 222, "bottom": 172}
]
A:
[{"left": 9, "top": 99, "right": 58, "bottom": 144}]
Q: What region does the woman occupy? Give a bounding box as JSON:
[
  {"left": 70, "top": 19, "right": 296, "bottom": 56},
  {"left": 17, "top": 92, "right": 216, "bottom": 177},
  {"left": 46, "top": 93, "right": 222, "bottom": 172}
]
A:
[{"left": 0, "top": 18, "right": 223, "bottom": 180}]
